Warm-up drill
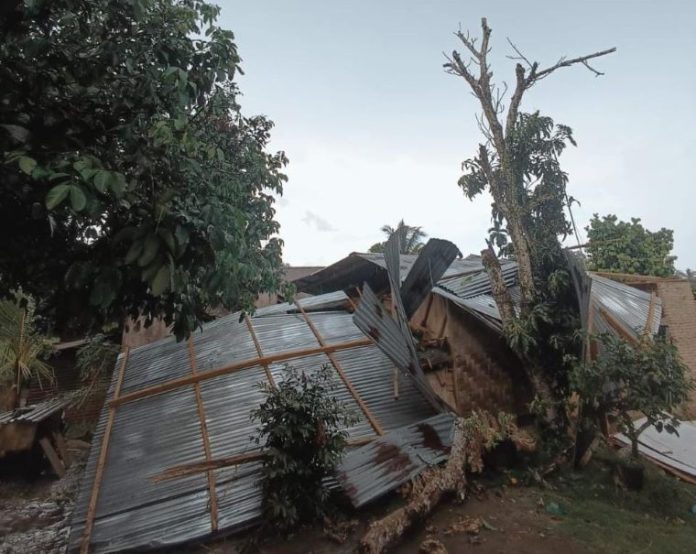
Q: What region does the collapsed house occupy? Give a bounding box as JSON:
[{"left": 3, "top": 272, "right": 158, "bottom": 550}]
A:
[{"left": 69, "top": 236, "right": 671, "bottom": 553}]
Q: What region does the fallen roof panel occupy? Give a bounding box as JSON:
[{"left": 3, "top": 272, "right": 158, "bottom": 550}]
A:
[
  {"left": 614, "top": 418, "right": 696, "bottom": 482},
  {"left": 337, "top": 413, "right": 456, "bottom": 507},
  {"left": 69, "top": 294, "right": 435, "bottom": 553}
]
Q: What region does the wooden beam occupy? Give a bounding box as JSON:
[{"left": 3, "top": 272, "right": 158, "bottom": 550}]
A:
[
  {"left": 39, "top": 437, "right": 65, "bottom": 478},
  {"left": 151, "top": 436, "right": 377, "bottom": 482},
  {"left": 110, "top": 338, "right": 373, "bottom": 408},
  {"left": 598, "top": 308, "right": 639, "bottom": 345},
  {"left": 80, "top": 347, "right": 130, "bottom": 554},
  {"left": 244, "top": 315, "right": 276, "bottom": 387},
  {"left": 294, "top": 301, "right": 384, "bottom": 436},
  {"left": 187, "top": 339, "right": 219, "bottom": 532},
  {"left": 642, "top": 292, "right": 658, "bottom": 337},
  {"left": 52, "top": 431, "right": 71, "bottom": 469}
]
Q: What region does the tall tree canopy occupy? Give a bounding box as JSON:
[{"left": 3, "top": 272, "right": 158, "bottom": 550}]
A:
[
  {"left": 0, "top": 0, "right": 288, "bottom": 339},
  {"left": 445, "top": 18, "right": 614, "bottom": 426},
  {"left": 585, "top": 214, "right": 676, "bottom": 277},
  {"left": 369, "top": 220, "right": 427, "bottom": 254}
]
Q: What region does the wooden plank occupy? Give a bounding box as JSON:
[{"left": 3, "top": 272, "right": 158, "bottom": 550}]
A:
[
  {"left": 598, "top": 308, "right": 639, "bottom": 345},
  {"left": 244, "top": 315, "right": 276, "bottom": 387},
  {"left": 39, "top": 437, "right": 65, "bottom": 478},
  {"left": 110, "top": 338, "right": 373, "bottom": 408},
  {"left": 152, "top": 436, "right": 377, "bottom": 482},
  {"left": 52, "top": 431, "right": 71, "bottom": 469},
  {"left": 642, "top": 292, "right": 658, "bottom": 337},
  {"left": 187, "top": 339, "right": 219, "bottom": 532},
  {"left": 80, "top": 347, "right": 130, "bottom": 554},
  {"left": 294, "top": 301, "right": 384, "bottom": 436}
]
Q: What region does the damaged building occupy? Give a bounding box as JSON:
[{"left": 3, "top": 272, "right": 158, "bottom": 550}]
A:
[{"left": 70, "top": 235, "right": 689, "bottom": 552}]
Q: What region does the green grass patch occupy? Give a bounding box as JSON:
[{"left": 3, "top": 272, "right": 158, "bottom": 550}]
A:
[{"left": 540, "top": 453, "right": 696, "bottom": 553}]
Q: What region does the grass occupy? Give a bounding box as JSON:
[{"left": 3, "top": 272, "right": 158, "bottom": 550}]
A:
[{"left": 539, "top": 451, "right": 696, "bottom": 554}]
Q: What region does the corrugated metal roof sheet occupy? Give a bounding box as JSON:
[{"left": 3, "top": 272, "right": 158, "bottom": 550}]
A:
[
  {"left": 399, "top": 239, "right": 460, "bottom": 319},
  {"left": 69, "top": 293, "right": 436, "bottom": 553},
  {"left": 0, "top": 395, "right": 72, "bottom": 425},
  {"left": 337, "top": 413, "right": 456, "bottom": 507}
]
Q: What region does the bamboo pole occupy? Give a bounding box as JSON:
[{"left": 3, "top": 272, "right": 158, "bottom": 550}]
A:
[
  {"left": 80, "top": 347, "right": 130, "bottom": 554},
  {"left": 294, "top": 301, "right": 384, "bottom": 437},
  {"left": 244, "top": 315, "right": 276, "bottom": 387},
  {"left": 187, "top": 339, "right": 219, "bottom": 531},
  {"left": 110, "top": 338, "right": 373, "bottom": 408}
]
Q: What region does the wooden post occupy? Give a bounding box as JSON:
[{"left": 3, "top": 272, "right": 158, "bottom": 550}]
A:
[
  {"left": 187, "top": 339, "right": 219, "bottom": 532},
  {"left": 80, "top": 347, "right": 130, "bottom": 554},
  {"left": 39, "top": 436, "right": 65, "bottom": 478},
  {"left": 294, "top": 301, "right": 384, "bottom": 436},
  {"left": 52, "top": 431, "right": 71, "bottom": 469}
]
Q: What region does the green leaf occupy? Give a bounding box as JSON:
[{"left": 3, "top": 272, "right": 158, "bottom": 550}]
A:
[
  {"left": 138, "top": 234, "right": 160, "bottom": 267},
  {"left": 151, "top": 264, "right": 171, "bottom": 296},
  {"left": 45, "top": 184, "right": 71, "bottom": 209},
  {"left": 69, "top": 185, "right": 87, "bottom": 211},
  {"left": 0, "top": 124, "right": 29, "bottom": 143},
  {"left": 18, "top": 156, "right": 37, "bottom": 175},
  {"left": 157, "top": 228, "right": 176, "bottom": 253},
  {"left": 109, "top": 172, "right": 126, "bottom": 197},
  {"left": 124, "top": 240, "right": 144, "bottom": 264},
  {"left": 94, "top": 170, "right": 110, "bottom": 193}
]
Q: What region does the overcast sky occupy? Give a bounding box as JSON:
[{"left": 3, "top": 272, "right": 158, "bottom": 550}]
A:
[{"left": 220, "top": 0, "right": 696, "bottom": 269}]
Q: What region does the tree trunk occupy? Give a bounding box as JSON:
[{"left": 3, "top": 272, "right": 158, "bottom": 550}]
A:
[
  {"left": 359, "top": 418, "right": 468, "bottom": 554},
  {"left": 480, "top": 246, "right": 515, "bottom": 326},
  {"left": 503, "top": 212, "right": 535, "bottom": 314}
]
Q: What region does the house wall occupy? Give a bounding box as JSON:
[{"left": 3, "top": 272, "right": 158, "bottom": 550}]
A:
[
  {"left": 656, "top": 280, "right": 696, "bottom": 417},
  {"left": 411, "top": 294, "right": 532, "bottom": 416}
]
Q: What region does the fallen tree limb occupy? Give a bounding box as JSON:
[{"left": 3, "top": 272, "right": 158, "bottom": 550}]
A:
[{"left": 360, "top": 411, "right": 528, "bottom": 553}]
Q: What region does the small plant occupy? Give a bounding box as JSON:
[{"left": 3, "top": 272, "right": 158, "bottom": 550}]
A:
[
  {"left": 252, "top": 364, "right": 355, "bottom": 531},
  {"left": 0, "top": 291, "right": 54, "bottom": 405},
  {"left": 73, "top": 334, "right": 120, "bottom": 407},
  {"left": 571, "top": 333, "right": 693, "bottom": 460}
]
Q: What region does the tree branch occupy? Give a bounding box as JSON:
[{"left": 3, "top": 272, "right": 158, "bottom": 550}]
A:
[{"left": 532, "top": 47, "right": 616, "bottom": 82}]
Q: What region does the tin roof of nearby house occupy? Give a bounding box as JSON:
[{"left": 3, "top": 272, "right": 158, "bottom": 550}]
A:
[{"left": 69, "top": 291, "right": 435, "bottom": 553}]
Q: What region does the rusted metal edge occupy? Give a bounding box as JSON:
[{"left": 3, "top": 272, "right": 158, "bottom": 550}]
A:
[
  {"left": 187, "top": 339, "right": 219, "bottom": 532},
  {"left": 294, "top": 300, "right": 384, "bottom": 437},
  {"left": 79, "top": 347, "right": 130, "bottom": 554}
]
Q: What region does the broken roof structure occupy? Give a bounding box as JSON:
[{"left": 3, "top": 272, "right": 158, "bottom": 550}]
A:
[
  {"left": 69, "top": 291, "right": 440, "bottom": 553},
  {"left": 70, "top": 235, "right": 674, "bottom": 552},
  {"left": 295, "top": 251, "right": 663, "bottom": 340}
]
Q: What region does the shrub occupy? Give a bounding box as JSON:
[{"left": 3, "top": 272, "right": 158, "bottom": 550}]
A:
[
  {"left": 252, "top": 364, "right": 355, "bottom": 531},
  {"left": 571, "top": 333, "right": 693, "bottom": 459}
]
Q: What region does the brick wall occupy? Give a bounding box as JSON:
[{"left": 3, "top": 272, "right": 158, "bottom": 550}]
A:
[{"left": 656, "top": 281, "right": 696, "bottom": 416}]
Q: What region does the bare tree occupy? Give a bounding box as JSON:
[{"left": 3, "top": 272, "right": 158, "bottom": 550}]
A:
[{"left": 444, "top": 19, "right": 615, "bottom": 420}]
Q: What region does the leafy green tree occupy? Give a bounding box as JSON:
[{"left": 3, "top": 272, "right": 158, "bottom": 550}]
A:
[
  {"left": 445, "top": 18, "right": 614, "bottom": 427},
  {"left": 0, "top": 0, "right": 287, "bottom": 339},
  {"left": 586, "top": 214, "right": 676, "bottom": 277},
  {"left": 252, "top": 365, "right": 354, "bottom": 531},
  {"left": 570, "top": 333, "right": 692, "bottom": 459},
  {"left": 369, "top": 219, "right": 427, "bottom": 254}
]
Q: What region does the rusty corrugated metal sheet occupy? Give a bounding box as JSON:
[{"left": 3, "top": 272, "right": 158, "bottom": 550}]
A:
[
  {"left": 336, "top": 413, "right": 456, "bottom": 507},
  {"left": 69, "top": 292, "right": 435, "bottom": 553}
]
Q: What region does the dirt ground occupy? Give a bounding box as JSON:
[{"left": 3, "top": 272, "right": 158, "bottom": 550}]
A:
[
  {"left": 0, "top": 447, "right": 87, "bottom": 554},
  {"left": 2, "top": 451, "right": 695, "bottom": 554}
]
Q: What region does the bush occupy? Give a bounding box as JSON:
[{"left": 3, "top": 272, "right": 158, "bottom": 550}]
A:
[
  {"left": 252, "top": 364, "right": 355, "bottom": 531},
  {"left": 571, "top": 333, "right": 693, "bottom": 459}
]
